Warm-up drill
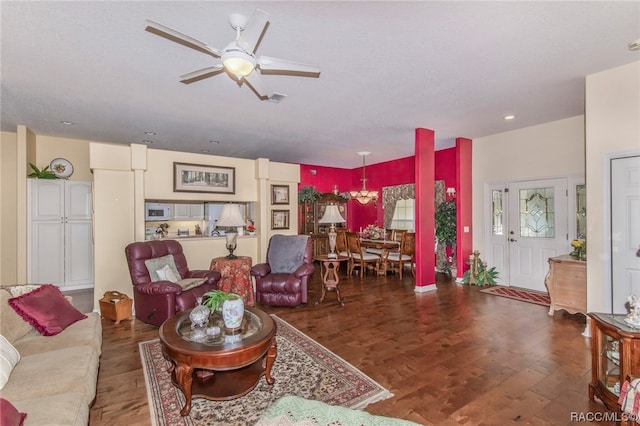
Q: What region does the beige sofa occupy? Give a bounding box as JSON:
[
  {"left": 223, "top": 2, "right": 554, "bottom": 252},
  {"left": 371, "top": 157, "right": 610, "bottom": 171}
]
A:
[{"left": 0, "top": 285, "right": 102, "bottom": 425}]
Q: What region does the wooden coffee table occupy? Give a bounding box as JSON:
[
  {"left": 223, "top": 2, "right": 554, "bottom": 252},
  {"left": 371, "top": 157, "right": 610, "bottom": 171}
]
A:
[{"left": 159, "top": 306, "right": 277, "bottom": 416}]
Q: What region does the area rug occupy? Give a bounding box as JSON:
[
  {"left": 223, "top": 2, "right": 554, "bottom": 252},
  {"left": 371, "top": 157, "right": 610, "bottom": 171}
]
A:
[
  {"left": 480, "top": 285, "right": 551, "bottom": 307},
  {"left": 140, "top": 315, "right": 393, "bottom": 426}
]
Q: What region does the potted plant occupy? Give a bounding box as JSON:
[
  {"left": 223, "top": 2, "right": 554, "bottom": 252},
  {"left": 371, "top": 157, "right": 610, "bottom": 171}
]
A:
[
  {"left": 203, "top": 290, "right": 239, "bottom": 312},
  {"left": 27, "top": 163, "right": 57, "bottom": 179},
  {"left": 435, "top": 200, "right": 456, "bottom": 273},
  {"left": 462, "top": 251, "right": 500, "bottom": 286},
  {"left": 298, "top": 186, "right": 320, "bottom": 204},
  {"left": 247, "top": 220, "right": 256, "bottom": 235},
  {"left": 203, "top": 290, "right": 244, "bottom": 332}
]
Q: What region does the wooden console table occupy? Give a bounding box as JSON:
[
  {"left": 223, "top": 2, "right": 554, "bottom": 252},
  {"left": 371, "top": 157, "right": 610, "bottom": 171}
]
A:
[
  {"left": 545, "top": 255, "right": 586, "bottom": 317},
  {"left": 210, "top": 256, "right": 255, "bottom": 307}
]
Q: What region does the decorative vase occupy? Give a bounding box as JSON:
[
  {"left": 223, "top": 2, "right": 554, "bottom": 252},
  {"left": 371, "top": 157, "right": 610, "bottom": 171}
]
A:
[
  {"left": 222, "top": 296, "right": 244, "bottom": 333},
  {"left": 189, "top": 297, "right": 210, "bottom": 329}
]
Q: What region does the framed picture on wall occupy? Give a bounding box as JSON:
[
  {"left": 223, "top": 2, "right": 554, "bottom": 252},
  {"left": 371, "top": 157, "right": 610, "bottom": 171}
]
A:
[
  {"left": 271, "top": 210, "right": 290, "bottom": 230},
  {"left": 271, "top": 185, "right": 290, "bottom": 205},
  {"left": 173, "top": 162, "right": 235, "bottom": 194}
]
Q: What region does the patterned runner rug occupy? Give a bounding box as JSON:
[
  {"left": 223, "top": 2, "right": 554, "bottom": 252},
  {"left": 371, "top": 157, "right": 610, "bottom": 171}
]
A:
[
  {"left": 479, "top": 285, "right": 551, "bottom": 307},
  {"left": 140, "top": 315, "right": 393, "bottom": 426}
]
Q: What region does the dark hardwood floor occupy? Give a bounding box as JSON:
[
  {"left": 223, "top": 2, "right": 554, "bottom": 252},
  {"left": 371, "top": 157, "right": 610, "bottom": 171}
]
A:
[{"left": 88, "top": 267, "right": 614, "bottom": 425}]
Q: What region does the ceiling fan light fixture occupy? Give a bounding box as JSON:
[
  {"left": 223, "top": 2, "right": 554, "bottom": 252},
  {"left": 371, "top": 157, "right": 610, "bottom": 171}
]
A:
[{"left": 222, "top": 50, "right": 256, "bottom": 78}]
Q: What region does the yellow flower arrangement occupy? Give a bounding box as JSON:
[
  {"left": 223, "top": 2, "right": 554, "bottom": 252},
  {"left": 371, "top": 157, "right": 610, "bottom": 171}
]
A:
[{"left": 570, "top": 239, "right": 586, "bottom": 260}]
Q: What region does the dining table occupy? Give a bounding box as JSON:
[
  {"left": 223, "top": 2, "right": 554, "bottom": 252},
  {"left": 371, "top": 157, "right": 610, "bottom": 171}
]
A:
[{"left": 359, "top": 238, "right": 400, "bottom": 275}]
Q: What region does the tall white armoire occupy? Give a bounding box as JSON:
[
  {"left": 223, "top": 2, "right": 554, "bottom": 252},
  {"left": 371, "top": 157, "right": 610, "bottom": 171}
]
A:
[{"left": 28, "top": 179, "right": 94, "bottom": 290}]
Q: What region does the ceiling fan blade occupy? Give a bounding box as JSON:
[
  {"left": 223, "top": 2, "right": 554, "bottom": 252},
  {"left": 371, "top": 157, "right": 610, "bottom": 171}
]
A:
[
  {"left": 236, "top": 9, "right": 269, "bottom": 53},
  {"left": 257, "top": 56, "right": 321, "bottom": 75},
  {"left": 145, "top": 19, "right": 222, "bottom": 57},
  {"left": 244, "top": 72, "right": 273, "bottom": 99},
  {"left": 179, "top": 65, "right": 225, "bottom": 84}
]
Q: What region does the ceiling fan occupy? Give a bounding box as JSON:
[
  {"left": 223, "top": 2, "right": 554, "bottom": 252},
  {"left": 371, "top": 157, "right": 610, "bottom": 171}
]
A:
[{"left": 145, "top": 9, "right": 321, "bottom": 101}]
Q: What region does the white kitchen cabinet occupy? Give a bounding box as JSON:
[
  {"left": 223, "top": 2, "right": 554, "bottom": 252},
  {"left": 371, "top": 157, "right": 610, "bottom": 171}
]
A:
[
  {"left": 173, "top": 203, "right": 205, "bottom": 220},
  {"left": 28, "top": 180, "right": 94, "bottom": 290}
]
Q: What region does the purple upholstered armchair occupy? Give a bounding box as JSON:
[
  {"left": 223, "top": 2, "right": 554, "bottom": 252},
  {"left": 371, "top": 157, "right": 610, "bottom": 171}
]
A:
[
  {"left": 125, "top": 240, "right": 221, "bottom": 326},
  {"left": 250, "top": 235, "right": 315, "bottom": 307}
]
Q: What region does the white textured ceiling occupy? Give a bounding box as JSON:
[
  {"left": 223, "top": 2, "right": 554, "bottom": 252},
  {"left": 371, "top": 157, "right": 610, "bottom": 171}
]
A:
[{"left": 2, "top": 1, "right": 639, "bottom": 168}]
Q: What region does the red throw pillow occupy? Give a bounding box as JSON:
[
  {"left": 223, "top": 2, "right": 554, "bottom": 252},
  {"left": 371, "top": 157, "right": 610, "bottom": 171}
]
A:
[
  {"left": 0, "top": 398, "right": 27, "bottom": 426},
  {"left": 8, "top": 284, "right": 87, "bottom": 336}
]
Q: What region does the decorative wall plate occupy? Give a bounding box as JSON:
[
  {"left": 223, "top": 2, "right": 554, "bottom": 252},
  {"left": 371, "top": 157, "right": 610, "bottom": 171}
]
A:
[{"left": 50, "top": 158, "right": 73, "bottom": 178}]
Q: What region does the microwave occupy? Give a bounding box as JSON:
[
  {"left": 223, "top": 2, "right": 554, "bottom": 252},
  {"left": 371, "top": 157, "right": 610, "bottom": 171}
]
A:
[{"left": 145, "top": 203, "right": 172, "bottom": 221}]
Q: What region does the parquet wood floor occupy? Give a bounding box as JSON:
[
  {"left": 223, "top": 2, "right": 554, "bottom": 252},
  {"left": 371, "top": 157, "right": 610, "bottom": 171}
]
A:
[{"left": 88, "top": 269, "right": 615, "bottom": 425}]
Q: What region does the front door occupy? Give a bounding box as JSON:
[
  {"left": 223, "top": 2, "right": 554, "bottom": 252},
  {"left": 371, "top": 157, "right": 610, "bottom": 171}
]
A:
[
  {"left": 507, "top": 178, "right": 568, "bottom": 292},
  {"left": 611, "top": 155, "right": 640, "bottom": 313}
]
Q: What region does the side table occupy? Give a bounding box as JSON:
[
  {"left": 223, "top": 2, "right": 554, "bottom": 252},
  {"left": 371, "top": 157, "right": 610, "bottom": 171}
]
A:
[
  {"left": 314, "top": 255, "right": 349, "bottom": 307},
  {"left": 210, "top": 256, "right": 255, "bottom": 307},
  {"left": 99, "top": 291, "right": 133, "bottom": 324}
]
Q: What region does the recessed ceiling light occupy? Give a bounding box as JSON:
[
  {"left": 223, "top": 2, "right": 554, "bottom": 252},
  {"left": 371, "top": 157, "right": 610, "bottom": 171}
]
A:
[
  {"left": 142, "top": 140, "right": 154, "bottom": 144},
  {"left": 504, "top": 115, "right": 516, "bottom": 120},
  {"left": 629, "top": 38, "right": 640, "bottom": 51},
  {"left": 60, "top": 120, "right": 74, "bottom": 125},
  {"left": 144, "top": 131, "right": 156, "bottom": 136}
]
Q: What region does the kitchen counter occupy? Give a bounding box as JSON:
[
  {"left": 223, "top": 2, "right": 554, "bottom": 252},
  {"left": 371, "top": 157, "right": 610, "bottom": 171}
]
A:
[
  {"left": 148, "top": 234, "right": 258, "bottom": 241},
  {"left": 147, "top": 235, "right": 259, "bottom": 270}
]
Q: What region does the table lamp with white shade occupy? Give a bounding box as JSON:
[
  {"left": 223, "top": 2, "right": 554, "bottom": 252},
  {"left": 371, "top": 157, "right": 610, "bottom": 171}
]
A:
[
  {"left": 216, "top": 204, "right": 246, "bottom": 259},
  {"left": 318, "top": 204, "right": 346, "bottom": 259}
]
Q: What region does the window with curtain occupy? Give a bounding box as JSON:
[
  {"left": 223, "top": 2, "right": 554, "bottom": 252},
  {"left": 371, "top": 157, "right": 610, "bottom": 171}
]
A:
[{"left": 390, "top": 198, "right": 415, "bottom": 231}]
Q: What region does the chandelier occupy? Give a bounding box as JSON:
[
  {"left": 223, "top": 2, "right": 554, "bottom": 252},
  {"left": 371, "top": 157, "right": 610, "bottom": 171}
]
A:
[{"left": 350, "top": 152, "right": 378, "bottom": 206}]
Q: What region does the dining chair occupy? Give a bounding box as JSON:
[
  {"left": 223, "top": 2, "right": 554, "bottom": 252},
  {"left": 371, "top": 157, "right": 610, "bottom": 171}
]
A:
[
  {"left": 335, "top": 229, "right": 349, "bottom": 258},
  {"left": 346, "top": 232, "right": 380, "bottom": 278},
  {"left": 387, "top": 232, "right": 416, "bottom": 279}
]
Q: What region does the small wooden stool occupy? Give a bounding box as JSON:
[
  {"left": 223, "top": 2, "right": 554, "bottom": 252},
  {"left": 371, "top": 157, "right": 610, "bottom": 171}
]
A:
[{"left": 99, "top": 291, "right": 133, "bottom": 324}]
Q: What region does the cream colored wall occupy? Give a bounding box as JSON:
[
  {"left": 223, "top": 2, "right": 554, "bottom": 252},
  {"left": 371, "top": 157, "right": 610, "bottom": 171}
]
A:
[
  {"left": 260, "top": 161, "right": 300, "bottom": 262},
  {"left": 180, "top": 237, "right": 258, "bottom": 270},
  {"left": 33, "top": 135, "right": 92, "bottom": 181},
  {"left": 472, "top": 115, "right": 586, "bottom": 252},
  {"left": 145, "top": 149, "right": 258, "bottom": 202},
  {"left": 585, "top": 60, "right": 640, "bottom": 312},
  {"left": 1, "top": 127, "right": 35, "bottom": 285},
  {"left": 1, "top": 132, "right": 18, "bottom": 283},
  {"left": 93, "top": 169, "right": 135, "bottom": 307},
  {"left": 90, "top": 142, "right": 299, "bottom": 310}
]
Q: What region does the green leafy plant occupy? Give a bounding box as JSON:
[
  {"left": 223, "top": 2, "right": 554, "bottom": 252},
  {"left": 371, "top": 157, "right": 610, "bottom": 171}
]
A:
[
  {"left": 298, "top": 186, "right": 321, "bottom": 204},
  {"left": 435, "top": 200, "right": 456, "bottom": 247},
  {"left": 27, "top": 163, "right": 57, "bottom": 179},
  {"left": 435, "top": 200, "right": 456, "bottom": 271},
  {"left": 462, "top": 256, "right": 500, "bottom": 286},
  {"left": 202, "top": 290, "right": 241, "bottom": 312}
]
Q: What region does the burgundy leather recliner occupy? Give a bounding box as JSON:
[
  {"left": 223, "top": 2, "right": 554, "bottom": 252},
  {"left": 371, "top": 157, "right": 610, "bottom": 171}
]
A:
[
  {"left": 125, "top": 240, "right": 221, "bottom": 326},
  {"left": 250, "top": 235, "right": 315, "bottom": 307}
]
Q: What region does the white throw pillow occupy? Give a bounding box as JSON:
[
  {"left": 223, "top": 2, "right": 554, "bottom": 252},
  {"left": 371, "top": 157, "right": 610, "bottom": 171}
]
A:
[
  {"left": 156, "top": 264, "right": 179, "bottom": 283},
  {"left": 3, "top": 284, "right": 41, "bottom": 297},
  {"left": 0, "top": 334, "right": 20, "bottom": 389},
  {"left": 145, "top": 254, "right": 181, "bottom": 282}
]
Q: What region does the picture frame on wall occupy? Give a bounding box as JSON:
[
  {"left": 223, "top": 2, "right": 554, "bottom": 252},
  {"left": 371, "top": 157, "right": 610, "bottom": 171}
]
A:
[
  {"left": 271, "top": 185, "right": 290, "bottom": 205},
  {"left": 173, "top": 162, "right": 235, "bottom": 194},
  {"left": 271, "top": 210, "right": 290, "bottom": 230}
]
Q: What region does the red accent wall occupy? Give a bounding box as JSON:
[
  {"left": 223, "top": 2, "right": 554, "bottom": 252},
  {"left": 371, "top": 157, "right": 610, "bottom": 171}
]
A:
[
  {"left": 349, "top": 156, "right": 414, "bottom": 231},
  {"left": 300, "top": 158, "right": 417, "bottom": 232},
  {"left": 299, "top": 164, "right": 352, "bottom": 192},
  {"left": 299, "top": 145, "right": 463, "bottom": 284},
  {"left": 435, "top": 147, "right": 457, "bottom": 190}
]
